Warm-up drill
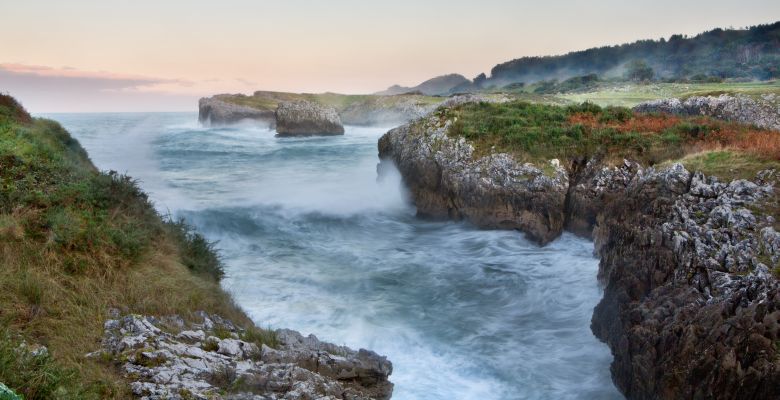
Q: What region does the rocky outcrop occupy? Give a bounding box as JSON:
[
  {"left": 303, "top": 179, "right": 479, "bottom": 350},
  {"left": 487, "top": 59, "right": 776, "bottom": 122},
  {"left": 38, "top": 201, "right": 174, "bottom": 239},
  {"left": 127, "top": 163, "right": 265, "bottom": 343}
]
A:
[
  {"left": 378, "top": 114, "right": 567, "bottom": 244},
  {"left": 275, "top": 101, "right": 344, "bottom": 136},
  {"left": 92, "top": 312, "right": 392, "bottom": 400},
  {"left": 378, "top": 111, "right": 780, "bottom": 399},
  {"left": 199, "top": 97, "right": 275, "bottom": 125},
  {"left": 634, "top": 94, "right": 780, "bottom": 131}
]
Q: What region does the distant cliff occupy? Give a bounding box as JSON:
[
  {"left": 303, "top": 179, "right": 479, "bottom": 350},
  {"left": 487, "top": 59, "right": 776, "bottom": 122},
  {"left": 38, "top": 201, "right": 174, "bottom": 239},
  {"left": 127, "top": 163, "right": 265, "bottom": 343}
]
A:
[
  {"left": 374, "top": 74, "right": 470, "bottom": 96},
  {"left": 198, "top": 91, "right": 445, "bottom": 127}
]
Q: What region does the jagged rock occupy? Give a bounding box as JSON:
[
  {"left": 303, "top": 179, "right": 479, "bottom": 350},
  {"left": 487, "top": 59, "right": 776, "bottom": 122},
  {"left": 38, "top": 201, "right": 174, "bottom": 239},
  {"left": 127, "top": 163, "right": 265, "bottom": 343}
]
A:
[
  {"left": 94, "top": 313, "right": 392, "bottom": 400},
  {"left": 275, "top": 101, "right": 344, "bottom": 136},
  {"left": 199, "top": 97, "right": 276, "bottom": 125},
  {"left": 378, "top": 113, "right": 568, "bottom": 245},
  {"left": 380, "top": 105, "right": 780, "bottom": 398},
  {"left": 634, "top": 94, "right": 780, "bottom": 131}
]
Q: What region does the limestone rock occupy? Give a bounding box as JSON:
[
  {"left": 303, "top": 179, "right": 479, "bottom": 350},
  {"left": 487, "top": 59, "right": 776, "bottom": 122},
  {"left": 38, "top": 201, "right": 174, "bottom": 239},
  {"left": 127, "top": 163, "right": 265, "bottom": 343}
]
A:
[
  {"left": 199, "top": 97, "right": 275, "bottom": 125},
  {"left": 275, "top": 101, "right": 344, "bottom": 136},
  {"left": 95, "top": 313, "right": 393, "bottom": 400}
]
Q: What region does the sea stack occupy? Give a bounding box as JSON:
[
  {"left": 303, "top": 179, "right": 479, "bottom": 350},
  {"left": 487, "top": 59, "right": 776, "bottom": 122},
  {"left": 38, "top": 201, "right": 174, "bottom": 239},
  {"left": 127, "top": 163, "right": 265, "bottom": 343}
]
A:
[{"left": 275, "top": 100, "right": 345, "bottom": 136}]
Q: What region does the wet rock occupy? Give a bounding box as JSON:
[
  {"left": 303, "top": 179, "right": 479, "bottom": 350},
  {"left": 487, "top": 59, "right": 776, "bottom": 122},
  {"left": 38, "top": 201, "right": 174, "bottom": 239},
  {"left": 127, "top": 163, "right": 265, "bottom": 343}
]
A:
[{"left": 275, "top": 101, "right": 344, "bottom": 136}]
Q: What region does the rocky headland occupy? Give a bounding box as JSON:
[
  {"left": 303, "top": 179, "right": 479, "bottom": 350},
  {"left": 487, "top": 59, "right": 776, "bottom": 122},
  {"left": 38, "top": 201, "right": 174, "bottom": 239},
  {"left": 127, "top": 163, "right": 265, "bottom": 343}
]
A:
[
  {"left": 275, "top": 100, "right": 344, "bottom": 136},
  {"left": 378, "top": 103, "right": 780, "bottom": 399},
  {"left": 634, "top": 94, "right": 780, "bottom": 131},
  {"left": 198, "top": 92, "right": 446, "bottom": 129}
]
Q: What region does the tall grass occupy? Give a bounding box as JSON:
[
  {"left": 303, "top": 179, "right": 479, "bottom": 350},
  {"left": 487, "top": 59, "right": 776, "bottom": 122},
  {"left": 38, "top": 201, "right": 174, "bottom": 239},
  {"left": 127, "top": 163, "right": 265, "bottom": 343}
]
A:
[{"left": 0, "top": 94, "right": 270, "bottom": 398}]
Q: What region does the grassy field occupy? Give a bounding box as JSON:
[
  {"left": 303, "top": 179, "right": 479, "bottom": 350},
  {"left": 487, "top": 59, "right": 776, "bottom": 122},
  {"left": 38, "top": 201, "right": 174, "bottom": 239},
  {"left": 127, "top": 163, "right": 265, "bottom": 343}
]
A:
[
  {"left": 557, "top": 80, "right": 780, "bottom": 108},
  {"left": 216, "top": 90, "right": 445, "bottom": 112},
  {"left": 0, "top": 94, "right": 274, "bottom": 399},
  {"left": 442, "top": 100, "right": 780, "bottom": 179}
]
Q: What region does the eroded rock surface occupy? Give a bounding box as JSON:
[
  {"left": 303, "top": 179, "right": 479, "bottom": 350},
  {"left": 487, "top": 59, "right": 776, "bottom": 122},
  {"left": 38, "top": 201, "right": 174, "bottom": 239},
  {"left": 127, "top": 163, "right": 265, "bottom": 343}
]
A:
[
  {"left": 199, "top": 97, "right": 275, "bottom": 125},
  {"left": 275, "top": 101, "right": 344, "bottom": 136},
  {"left": 92, "top": 312, "right": 392, "bottom": 400},
  {"left": 379, "top": 106, "right": 780, "bottom": 399},
  {"left": 634, "top": 94, "right": 780, "bottom": 131},
  {"left": 378, "top": 113, "right": 568, "bottom": 245}
]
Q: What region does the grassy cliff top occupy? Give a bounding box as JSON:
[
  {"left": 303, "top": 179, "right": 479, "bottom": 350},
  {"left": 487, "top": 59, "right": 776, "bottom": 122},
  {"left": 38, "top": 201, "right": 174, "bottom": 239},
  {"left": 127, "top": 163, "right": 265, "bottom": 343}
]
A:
[
  {"left": 557, "top": 80, "right": 780, "bottom": 108},
  {"left": 0, "top": 94, "right": 272, "bottom": 399},
  {"left": 442, "top": 100, "right": 780, "bottom": 180},
  {"left": 215, "top": 90, "right": 444, "bottom": 111}
]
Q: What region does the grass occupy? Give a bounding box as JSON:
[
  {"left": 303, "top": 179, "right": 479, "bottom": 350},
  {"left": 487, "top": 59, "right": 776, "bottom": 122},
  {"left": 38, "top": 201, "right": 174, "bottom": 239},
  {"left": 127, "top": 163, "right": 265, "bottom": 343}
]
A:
[
  {"left": 0, "top": 94, "right": 275, "bottom": 398},
  {"left": 442, "top": 100, "right": 780, "bottom": 172},
  {"left": 662, "top": 150, "right": 780, "bottom": 181},
  {"left": 558, "top": 80, "right": 780, "bottom": 107}
]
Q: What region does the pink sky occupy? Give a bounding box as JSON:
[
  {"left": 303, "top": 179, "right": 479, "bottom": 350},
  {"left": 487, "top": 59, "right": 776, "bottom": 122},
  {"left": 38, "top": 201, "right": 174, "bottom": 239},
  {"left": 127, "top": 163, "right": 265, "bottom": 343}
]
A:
[{"left": 2, "top": 0, "right": 779, "bottom": 112}]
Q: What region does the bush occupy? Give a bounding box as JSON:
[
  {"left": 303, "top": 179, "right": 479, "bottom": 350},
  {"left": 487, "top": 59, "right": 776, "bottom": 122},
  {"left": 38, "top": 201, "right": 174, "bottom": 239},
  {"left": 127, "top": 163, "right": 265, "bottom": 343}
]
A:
[
  {"left": 626, "top": 60, "right": 654, "bottom": 82},
  {"left": 165, "top": 218, "right": 225, "bottom": 282}
]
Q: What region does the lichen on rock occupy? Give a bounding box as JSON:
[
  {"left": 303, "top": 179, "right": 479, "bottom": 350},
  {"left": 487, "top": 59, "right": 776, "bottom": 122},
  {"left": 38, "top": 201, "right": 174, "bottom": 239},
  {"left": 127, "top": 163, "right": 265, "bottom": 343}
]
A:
[{"left": 93, "top": 312, "right": 392, "bottom": 400}]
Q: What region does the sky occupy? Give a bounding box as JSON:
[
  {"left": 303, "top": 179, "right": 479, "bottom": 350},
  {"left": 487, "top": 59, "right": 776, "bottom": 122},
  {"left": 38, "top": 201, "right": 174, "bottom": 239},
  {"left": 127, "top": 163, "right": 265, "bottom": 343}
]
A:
[{"left": 1, "top": 0, "right": 779, "bottom": 112}]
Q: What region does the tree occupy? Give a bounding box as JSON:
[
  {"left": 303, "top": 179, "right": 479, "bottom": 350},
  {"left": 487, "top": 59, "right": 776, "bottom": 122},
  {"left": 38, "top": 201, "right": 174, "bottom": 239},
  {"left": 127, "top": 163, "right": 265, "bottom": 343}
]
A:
[{"left": 626, "top": 60, "right": 654, "bottom": 82}]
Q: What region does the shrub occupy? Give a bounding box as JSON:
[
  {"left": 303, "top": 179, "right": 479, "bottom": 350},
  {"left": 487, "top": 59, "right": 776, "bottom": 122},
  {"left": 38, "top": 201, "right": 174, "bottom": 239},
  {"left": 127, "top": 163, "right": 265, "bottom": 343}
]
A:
[{"left": 164, "top": 218, "right": 225, "bottom": 282}]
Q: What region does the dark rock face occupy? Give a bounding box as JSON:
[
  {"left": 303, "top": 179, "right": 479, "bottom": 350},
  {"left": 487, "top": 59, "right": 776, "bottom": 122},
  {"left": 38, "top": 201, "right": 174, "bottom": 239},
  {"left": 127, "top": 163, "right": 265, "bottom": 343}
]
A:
[
  {"left": 198, "top": 97, "right": 275, "bottom": 125},
  {"left": 379, "top": 112, "right": 780, "bottom": 399},
  {"left": 378, "top": 114, "right": 568, "bottom": 245},
  {"left": 275, "top": 101, "right": 344, "bottom": 136},
  {"left": 634, "top": 94, "right": 780, "bottom": 131}
]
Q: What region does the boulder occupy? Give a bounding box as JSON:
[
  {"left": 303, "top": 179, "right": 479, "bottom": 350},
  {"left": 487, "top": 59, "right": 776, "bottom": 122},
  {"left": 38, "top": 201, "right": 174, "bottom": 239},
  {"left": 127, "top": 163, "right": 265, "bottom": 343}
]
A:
[{"left": 275, "top": 101, "right": 344, "bottom": 136}]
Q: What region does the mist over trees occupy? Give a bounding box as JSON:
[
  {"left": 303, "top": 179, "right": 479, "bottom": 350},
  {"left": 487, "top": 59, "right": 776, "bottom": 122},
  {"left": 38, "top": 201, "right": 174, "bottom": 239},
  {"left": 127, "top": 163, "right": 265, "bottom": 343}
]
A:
[{"left": 486, "top": 21, "right": 780, "bottom": 85}]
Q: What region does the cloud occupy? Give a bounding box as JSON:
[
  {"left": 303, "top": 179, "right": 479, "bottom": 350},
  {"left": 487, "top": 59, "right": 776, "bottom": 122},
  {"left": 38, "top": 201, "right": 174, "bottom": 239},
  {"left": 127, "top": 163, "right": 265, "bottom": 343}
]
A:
[
  {"left": 0, "top": 63, "right": 203, "bottom": 112},
  {"left": 0, "top": 63, "right": 269, "bottom": 112}
]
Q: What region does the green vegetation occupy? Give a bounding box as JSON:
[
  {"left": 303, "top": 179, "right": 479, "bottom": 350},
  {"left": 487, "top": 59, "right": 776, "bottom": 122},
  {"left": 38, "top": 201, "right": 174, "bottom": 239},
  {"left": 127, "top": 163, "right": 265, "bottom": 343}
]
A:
[
  {"left": 489, "top": 21, "right": 780, "bottom": 84},
  {"left": 0, "top": 94, "right": 272, "bottom": 398},
  {"left": 443, "top": 101, "right": 780, "bottom": 177},
  {"left": 625, "top": 60, "right": 654, "bottom": 82},
  {"left": 661, "top": 150, "right": 780, "bottom": 181}
]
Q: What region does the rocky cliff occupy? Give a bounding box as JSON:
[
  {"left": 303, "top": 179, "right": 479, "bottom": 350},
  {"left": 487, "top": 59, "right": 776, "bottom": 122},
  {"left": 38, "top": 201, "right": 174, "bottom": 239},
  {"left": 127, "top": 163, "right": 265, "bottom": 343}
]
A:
[
  {"left": 634, "top": 94, "right": 780, "bottom": 131},
  {"left": 378, "top": 110, "right": 780, "bottom": 399},
  {"left": 275, "top": 101, "right": 344, "bottom": 136},
  {"left": 199, "top": 97, "right": 276, "bottom": 125},
  {"left": 198, "top": 92, "right": 446, "bottom": 128}
]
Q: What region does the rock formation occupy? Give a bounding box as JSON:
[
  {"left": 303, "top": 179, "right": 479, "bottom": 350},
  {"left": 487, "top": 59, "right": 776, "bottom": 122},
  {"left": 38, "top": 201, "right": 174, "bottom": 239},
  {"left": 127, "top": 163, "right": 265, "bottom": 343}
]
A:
[
  {"left": 93, "top": 312, "right": 393, "bottom": 400},
  {"left": 199, "top": 97, "right": 275, "bottom": 125},
  {"left": 378, "top": 110, "right": 780, "bottom": 399},
  {"left": 634, "top": 94, "right": 780, "bottom": 131},
  {"left": 275, "top": 101, "right": 344, "bottom": 136}
]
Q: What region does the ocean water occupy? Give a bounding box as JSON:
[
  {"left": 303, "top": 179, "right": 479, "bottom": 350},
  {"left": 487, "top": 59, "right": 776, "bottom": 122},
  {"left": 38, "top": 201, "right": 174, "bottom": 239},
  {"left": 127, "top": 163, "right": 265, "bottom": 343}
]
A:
[{"left": 44, "top": 112, "right": 622, "bottom": 400}]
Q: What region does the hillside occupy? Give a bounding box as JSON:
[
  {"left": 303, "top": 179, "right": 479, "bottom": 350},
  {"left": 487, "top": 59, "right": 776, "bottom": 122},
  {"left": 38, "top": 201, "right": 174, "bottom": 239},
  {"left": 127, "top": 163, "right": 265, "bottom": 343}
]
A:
[
  {"left": 375, "top": 74, "right": 470, "bottom": 96},
  {"left": 487, "top": 21, "right": 780, "bottom": 86},
  {"left": 0, "top": 94, "right": 392, "bottom": 399}
]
